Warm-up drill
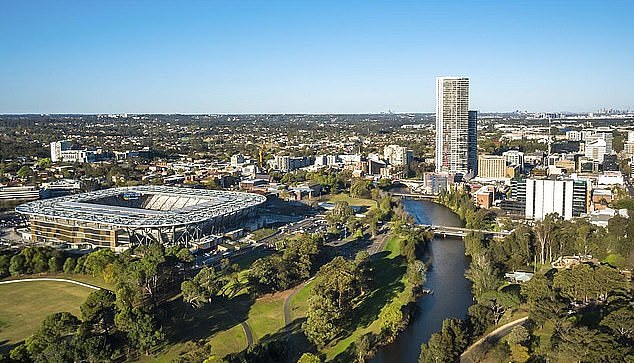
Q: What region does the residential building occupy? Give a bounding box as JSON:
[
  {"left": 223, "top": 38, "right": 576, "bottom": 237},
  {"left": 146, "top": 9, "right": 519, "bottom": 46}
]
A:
[
  {"left": 231, "top": 154, "right": 245, "bottom": 167},
  {"left": 478, "top": 155, "right": 507, "bottom": 179},
  {"left": 50, "top": 140, "right": 72, "bottom": 162},
  {"left": 566, "top": 130, "right": 582, "bottom": 141},
  {"left": 584, "top": 138, "right": 607, "bottom": 162},
  {"left": 502, "top": 150, "right": 525, "bottom": 171},
  {"left": 435, "top": 76, "right": 477, "bottom": 176},
  {"left": 474, "top": 185, "right": 495, "bottom": 209},
  {"left": 383, "top": 144, "right": 413, "bottom": 166}
]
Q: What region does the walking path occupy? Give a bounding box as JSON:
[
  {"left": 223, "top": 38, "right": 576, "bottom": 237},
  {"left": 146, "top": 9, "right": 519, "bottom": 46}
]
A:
[
  {"left": 218, "top": 304, "right": 254, "bottom": 347},
  {"left": 283, "top": 278, "right": 314, "bottom": 326},
  {"left": 0, "top": 277, "right": 101, "bottom": 290},
  {"left": 460, "top": 316, "right": 529, "bottom": 363}
]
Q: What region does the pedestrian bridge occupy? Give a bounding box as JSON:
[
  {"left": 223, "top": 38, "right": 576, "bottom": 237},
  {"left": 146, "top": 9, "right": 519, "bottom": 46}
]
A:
[
  {"left": 421, "top": 224, "right": 512, "bottom": 239},
  {"left": 391, "top": 192, "right": 437, "bottom": 200}
]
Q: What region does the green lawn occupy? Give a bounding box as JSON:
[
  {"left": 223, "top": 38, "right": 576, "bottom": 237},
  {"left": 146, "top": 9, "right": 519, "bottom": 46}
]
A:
[
  {"left": 245, "top": 291, "right": 288, "bottom": 341},
  {"left": 1, "top": 272, "right": 113, "bottom": 290},
  {"left": 0, "top": 280, "right": 95, "bottom": 348},
  {"left": 321, "top": 194, "right": 377, "bottom": 208},
  {"left": 289, "top": 280, "right": 315, "bottom": 321}
]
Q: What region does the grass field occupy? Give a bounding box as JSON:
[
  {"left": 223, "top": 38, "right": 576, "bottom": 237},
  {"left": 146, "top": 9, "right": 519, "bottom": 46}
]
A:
[
  {"left": 324, "top": 234, "right": 410, "bottom": 361},
  {"left": 1, "top": 272, "right": 113, "bottom": 290},
  {"left": 289, "top": 280, "right": 315, "bottom": 321},
  {"left": 0, "top": 280, "right": 95, "bottom": 348},
  {"left": 321, "top": 194, "right": 377, "bottom": 208},
  {"left": 245, "top": 291, "right": 288, "bottom": 341}
]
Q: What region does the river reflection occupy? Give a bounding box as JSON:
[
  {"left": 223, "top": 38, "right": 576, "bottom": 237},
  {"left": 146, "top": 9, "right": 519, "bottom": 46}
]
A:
[{"left": 370, "top": 200, "right": 473, "bottom": 363}]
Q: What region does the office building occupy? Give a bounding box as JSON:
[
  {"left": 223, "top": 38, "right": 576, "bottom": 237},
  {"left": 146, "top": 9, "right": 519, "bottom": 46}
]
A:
[
  {"left": 435, "top": 77, "right": 477, "bottom": 176},
  {"left": 478, "top": 155, "right": 507, "bottom": 179},
  {"left": 525, "top": 178, "right": 588, "bottom": 220}
]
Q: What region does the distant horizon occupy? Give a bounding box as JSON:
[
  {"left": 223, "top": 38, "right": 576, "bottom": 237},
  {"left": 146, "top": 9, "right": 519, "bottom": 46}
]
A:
[
  {"left": 1, "top": 109, "right": 632, "bottom": 116},
  {"left": 2, "top": 1, "right": 633, "bottom": 113}
]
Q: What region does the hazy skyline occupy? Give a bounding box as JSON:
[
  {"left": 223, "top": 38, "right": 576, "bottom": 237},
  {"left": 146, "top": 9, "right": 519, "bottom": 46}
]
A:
[{"left": 1, "top": 0, "right": 633, "bottom": 114}]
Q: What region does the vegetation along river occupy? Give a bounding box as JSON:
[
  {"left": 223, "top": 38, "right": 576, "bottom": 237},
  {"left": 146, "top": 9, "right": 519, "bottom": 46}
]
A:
[{"left": 371, "top": 199, "right": 473, "bottom": 363}]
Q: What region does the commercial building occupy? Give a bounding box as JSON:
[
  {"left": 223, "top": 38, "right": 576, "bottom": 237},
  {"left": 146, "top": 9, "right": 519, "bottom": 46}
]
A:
[
  {"left": 525, "top": 178, "right": 588, "bottom": 220},
  {"left": 478, "top": 155, "right": 507, "bottom": 179},
  {"left": 16, "top": 185, "right": 266, "bottom": 251},
  {"left": 383, "top": 144, "right": 413, "bottom": 166},
  {"left": 435, "top": 77, "right": 477, "bottom": 176}
]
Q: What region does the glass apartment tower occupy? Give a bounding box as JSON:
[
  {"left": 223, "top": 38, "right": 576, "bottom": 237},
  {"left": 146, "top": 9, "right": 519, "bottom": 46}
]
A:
[{"left": 435, "top": 77, "right": 477, "bottom": 176}]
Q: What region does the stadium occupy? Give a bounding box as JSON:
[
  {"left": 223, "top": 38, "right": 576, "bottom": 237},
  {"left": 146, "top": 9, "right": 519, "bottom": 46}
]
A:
[{"left": 15, "top": 185, "right": 267, "bottom": 251}]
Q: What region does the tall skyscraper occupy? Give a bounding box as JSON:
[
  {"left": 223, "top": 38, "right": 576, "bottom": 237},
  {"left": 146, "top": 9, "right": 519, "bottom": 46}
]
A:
[{"left": 435, "top": 77, "right": 477, "bottom": 176}]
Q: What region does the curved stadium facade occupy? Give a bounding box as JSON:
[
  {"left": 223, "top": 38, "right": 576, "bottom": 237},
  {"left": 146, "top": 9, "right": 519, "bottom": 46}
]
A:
[{"left": 16, "top": 185, "right": 266, "bottom": 251}]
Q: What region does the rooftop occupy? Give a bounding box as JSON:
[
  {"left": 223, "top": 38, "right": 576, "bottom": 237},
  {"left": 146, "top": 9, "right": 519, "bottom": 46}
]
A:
[{"left": 16, "top": 185, "right": 266, "bottom": 228}]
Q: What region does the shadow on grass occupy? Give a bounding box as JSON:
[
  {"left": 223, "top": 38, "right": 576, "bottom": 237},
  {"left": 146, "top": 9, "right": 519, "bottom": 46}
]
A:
[
  {"left": 158, "top": 293, "right": 255, "bottom": 344},
  {"left": 228, "top": 318, "right": 316, "bottom": 363},
  {"left": 353, "top": 251, "right": 406, "bottom": 328},
  {"left": 0, "top": 339, "right": 14, "bottom": 355}
]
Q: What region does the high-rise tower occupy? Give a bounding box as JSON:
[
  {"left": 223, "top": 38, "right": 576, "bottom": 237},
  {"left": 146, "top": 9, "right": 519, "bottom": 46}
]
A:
[{"left": 435, "top": 77, "right": 477, "bottom": 176}]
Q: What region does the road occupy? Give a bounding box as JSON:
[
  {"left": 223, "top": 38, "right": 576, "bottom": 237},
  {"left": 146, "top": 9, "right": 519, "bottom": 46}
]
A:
[{"left": 460, "top": 316, "right": 529, "bottom": 363}]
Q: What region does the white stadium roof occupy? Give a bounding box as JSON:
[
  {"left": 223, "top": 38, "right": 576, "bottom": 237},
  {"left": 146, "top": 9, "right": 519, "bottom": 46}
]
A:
[{"left": 16, "top": 185, "right": 266, "bottom": 228}]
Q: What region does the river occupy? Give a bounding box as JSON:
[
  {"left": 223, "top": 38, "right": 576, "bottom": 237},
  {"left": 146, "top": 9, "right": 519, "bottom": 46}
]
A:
[{"left": 370, "top": 199, "right": 473, "bottom": 363}]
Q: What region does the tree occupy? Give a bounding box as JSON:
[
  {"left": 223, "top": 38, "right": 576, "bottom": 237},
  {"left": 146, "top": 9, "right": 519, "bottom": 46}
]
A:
[
  {"left": 534, "top": 214, "right": 558, "bottom": 265},
  {"left": 467, "top": 303, "right": 494, "bottom": 338},
  {"left": 81, "top": 289, "right": 116, "bottom": 333},
  {"left": 419, "top": 318, "right": 469, "bottom": 363},
  {"left": 9, "top": 254, "right": 25, "bottom": 275},
  {"left": 465, "top": 255, "right": 502, "bottom": 301},
  {"left": 0, "top": 254, "right": 10, "bottom": 277},
  {"left": 601, "top": 306, "right": 634, "bottom": 339},
  {"left": 297, "top": 352, "right": 322, "bottom": 363},
  {"left": 303, "top": 256, "right": 367, "bottom": 347},
  {"left": 83, "top": 249, "right": 116, "bottom": 278},
  {"left": 181, "top": 266, "right": 225, "bottom": 308},
  {"left": 350, "top": 178, "right": 372, "bottom": 198},
  {"left": 25, "top": 312, "right": 81, "bottom": 363},
  {"left": 48, "top": 256, "right": 61, "bottom": 273},
  {"left": 62, "top": 257, "right": 76, "bottom": 273},
  {"left": 115, "top": 308, "right": 165, "bottom": 355},
  {"left": 17, "top": 165, "right": 34, "bottom": 179},
  {"left": 356, "top": 333, "right": 374, "bottom": 362}
]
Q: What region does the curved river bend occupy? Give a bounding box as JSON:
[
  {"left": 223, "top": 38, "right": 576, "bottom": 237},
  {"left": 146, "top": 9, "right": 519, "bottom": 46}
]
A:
[{"left": 370, "top": 199, "right": 473, "bottom": 363}]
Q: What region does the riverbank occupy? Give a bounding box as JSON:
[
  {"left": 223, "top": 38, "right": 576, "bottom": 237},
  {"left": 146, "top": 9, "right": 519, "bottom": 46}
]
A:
[{"left": 371, "top": 199, "right": 472, "bottom": 363}]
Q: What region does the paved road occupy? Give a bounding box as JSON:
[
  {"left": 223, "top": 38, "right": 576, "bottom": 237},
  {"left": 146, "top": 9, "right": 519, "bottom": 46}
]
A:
[
  {"left": 460, "top": 316, "right": 529, "bottom": 363},
  {"left": 0, "top": 277, "right": 101, "bottom": 290}
]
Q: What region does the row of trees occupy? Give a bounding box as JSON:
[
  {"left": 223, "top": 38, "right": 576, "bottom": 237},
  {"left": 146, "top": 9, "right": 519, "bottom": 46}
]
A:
[
  {"left": 247, "top": 234, "right": 324, "bottom": 294},
  {"left": 303, "top": 253, "right": 371, "bottom": 347},
  {"left": 437, "top": 188, "right": 495, "bottom": 230}
]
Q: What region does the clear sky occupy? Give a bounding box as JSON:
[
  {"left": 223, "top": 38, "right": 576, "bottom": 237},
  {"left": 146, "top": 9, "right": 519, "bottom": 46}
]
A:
[{"left": 1, "top": 0, "right": 632, "bottom": 114}]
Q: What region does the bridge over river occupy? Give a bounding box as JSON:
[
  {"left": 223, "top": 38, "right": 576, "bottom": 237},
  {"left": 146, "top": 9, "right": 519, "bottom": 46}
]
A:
[{"left": 421, "top": 224, "right": 512, "bottom": 239}]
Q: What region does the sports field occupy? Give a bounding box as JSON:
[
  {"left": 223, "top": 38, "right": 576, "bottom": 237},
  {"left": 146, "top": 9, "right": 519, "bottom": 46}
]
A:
[{"left": 0, "top": 280, "right": 95, "bottom": 347}]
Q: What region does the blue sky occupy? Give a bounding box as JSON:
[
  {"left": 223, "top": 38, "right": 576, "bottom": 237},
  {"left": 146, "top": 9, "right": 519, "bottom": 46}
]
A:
[{"left": 1, "top": 1, "right": 632, "bottom": 114}]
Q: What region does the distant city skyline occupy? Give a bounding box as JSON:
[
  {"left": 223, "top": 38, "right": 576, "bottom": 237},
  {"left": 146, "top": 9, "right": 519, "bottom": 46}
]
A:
[{"left": 1, "top": 1, "right": 633, "bottom": 114}]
